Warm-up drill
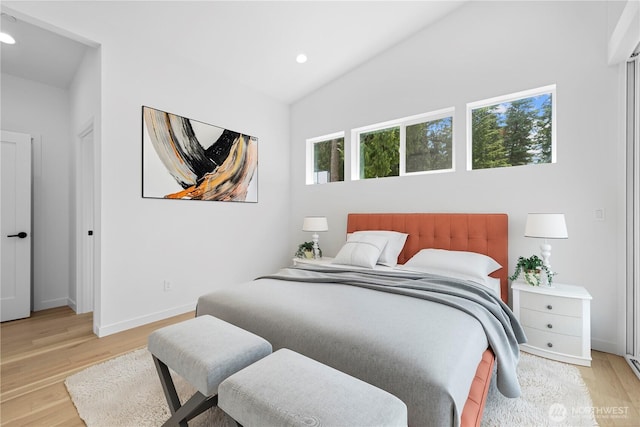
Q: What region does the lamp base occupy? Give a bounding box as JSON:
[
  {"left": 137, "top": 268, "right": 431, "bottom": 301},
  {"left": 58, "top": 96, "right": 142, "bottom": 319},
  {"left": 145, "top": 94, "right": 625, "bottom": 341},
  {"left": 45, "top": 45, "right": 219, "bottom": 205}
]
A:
[
  {"left": 539, "top": 241, "right": 555, "bottom": 287},
  {"left": 540, "top": 242, "right": 552, "bottom": 270},
  {"left": 311, "top": 233, "right": 321, "bottom": 259}
]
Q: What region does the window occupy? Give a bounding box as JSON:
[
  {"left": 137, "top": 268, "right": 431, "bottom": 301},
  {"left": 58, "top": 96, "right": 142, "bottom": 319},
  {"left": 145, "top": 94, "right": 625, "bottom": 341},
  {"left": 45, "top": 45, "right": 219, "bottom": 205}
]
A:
[
  {"left": 406, "top": 117, "right": 453, "bottom": 173},
  {"left": 467, "top": 85, "right": 556, "bottom": 170},
  {"left": 306, "top": 132, "right": 344, "bottom": 184},
  {"left": 359, "top": 127, "right": 400, "bottom": 179},
  {"left": 352, "top": 108, "right": 454, "bottom": 180}
]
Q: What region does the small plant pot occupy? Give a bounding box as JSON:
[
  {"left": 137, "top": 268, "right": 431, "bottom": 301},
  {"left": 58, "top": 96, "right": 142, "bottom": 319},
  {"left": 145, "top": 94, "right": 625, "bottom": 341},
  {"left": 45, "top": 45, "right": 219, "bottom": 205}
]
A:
[
  {"left": 304, "top": 250, "right": 314, "bottom": 259},
  {"left": 524, "top": 269, "right": 541, "bottom": 286}
]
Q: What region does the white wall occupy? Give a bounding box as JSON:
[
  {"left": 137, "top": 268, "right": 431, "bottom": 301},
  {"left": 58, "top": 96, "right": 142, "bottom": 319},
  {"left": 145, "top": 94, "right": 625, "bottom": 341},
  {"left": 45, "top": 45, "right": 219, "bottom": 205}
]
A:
[
  {"left": 1, "top": 73, "right": 72, "bottom": 310},
  {"left": 291, "top": 1, "right": 624, "bottom": 353},
  {"left": 7, "top": 2, "right": 292, "bottom": 336}
]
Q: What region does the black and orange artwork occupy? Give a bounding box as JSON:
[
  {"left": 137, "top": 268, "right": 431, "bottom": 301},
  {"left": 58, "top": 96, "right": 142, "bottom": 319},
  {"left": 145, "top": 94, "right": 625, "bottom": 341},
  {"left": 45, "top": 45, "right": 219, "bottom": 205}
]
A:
[{"left": 142, "top": 106, "right": 257, "bottom": 202}]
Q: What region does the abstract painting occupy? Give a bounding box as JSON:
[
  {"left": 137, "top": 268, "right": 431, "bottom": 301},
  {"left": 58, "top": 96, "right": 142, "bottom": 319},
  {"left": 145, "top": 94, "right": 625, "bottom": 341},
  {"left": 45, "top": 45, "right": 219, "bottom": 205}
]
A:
[{"left": 142, "top": 106, "right": 257, "bottom": 202}]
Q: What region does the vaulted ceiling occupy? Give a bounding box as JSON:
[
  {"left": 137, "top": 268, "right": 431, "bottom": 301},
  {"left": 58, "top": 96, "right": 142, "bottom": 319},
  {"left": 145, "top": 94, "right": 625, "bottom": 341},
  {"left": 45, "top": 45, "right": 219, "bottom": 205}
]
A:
[{"left": 1, "top": 1, "right": 466, "bottom": 104}]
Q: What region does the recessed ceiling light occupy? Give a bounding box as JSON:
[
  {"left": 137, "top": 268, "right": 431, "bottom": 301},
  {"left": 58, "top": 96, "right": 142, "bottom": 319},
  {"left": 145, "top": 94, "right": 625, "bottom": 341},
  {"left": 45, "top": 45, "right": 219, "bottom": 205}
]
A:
[
  {"left": 1, "top": 13, "right": 17, "bottom": 23},
  {"left": 0, "top": 32, "right": 15, "bottom": 45},
  {"left": 296, "top": 53, "right": 307, "bottom": 64}
]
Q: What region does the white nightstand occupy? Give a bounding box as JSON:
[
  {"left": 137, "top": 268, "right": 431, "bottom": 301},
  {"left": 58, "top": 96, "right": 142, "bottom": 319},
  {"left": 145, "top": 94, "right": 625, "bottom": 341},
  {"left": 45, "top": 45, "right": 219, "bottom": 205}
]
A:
[
  {"left": 512, "top": 281, "right": 592, "bottom": 366},
  {"left": 292, "top": 257, "right": 334, "bottom": 267}
]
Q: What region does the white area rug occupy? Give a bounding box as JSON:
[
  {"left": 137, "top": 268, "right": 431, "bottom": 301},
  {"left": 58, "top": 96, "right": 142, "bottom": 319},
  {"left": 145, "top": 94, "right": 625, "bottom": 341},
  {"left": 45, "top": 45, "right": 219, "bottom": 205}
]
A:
[
  {"left": 64, "top": 349, "right": 234, "bottom": 427},
  {"left": 482, "top": 353, "right": 597, "bottom": 426},
  {"left": 65, "top": 348, "right": 597, "bottom": 427}
]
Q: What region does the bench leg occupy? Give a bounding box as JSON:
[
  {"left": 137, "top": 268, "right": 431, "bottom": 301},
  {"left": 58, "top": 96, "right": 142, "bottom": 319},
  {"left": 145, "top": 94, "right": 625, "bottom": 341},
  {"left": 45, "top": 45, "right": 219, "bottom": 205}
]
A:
[
  {"left": 162, "top": 392, "right": 217, "bottom": 427},
  {"left": 153, "top": 355, "right": 218, "bottom": 427}
]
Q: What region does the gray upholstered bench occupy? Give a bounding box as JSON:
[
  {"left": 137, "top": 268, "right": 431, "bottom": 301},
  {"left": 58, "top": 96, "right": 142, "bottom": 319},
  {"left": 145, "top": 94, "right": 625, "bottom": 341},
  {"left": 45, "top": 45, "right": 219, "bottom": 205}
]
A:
[
  {"left": 218, "top": 348, "right": 408, "bottom": 427},
  {"left": 148, "top": 315, "right": 272, "bottom": 427}
]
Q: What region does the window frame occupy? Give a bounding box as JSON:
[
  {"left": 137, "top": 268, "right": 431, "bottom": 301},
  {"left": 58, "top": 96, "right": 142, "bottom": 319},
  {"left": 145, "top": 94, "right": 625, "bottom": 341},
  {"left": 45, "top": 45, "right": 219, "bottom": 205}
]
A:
[
  {"left": 305, "top": 131, "right": 345, "bottom": 185},
  {"left": 466, "top": 84, "right": 557, "bottom": 171},
  {"left": 350, "top": 107, "right": 455, "bottom": 181}
]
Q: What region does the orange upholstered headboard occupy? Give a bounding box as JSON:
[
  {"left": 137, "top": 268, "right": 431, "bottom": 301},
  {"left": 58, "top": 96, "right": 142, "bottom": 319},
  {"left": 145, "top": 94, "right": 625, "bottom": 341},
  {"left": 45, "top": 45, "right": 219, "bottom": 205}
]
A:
[{"left": 346, "top": 213, "right": 509, "bottom": 303}]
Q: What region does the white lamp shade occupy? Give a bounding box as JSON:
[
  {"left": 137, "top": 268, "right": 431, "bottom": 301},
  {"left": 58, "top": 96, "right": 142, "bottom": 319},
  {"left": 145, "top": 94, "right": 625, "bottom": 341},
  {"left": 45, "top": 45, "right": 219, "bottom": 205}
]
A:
[
  {"left": 524, "top": 213, "right": 568, "bottom": 239},
  {"left": 302, "top": 216, "right": 328, "bottom": 232}
]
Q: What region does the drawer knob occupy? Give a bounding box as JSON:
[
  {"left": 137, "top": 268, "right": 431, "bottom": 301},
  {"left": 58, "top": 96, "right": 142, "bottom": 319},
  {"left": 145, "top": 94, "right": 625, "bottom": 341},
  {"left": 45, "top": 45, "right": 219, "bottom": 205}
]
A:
[
  {"left": 547, "top": 324, "right": 553, "bottom": 329},
  {"left": 546, "top": 305, "right": 553, "bottom": 310},
  {"left": 547, "top": 342, "right": 553, "bottom": 348}
]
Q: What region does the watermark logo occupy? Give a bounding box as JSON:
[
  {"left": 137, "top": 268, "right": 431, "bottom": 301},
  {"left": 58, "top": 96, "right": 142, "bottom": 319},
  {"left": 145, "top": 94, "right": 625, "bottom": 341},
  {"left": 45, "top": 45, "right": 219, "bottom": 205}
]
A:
[
  {"left": 575, "top": 406, "right": 629, "bottom": 419},
  {"left": 548, "top": 403, "right": 567, "bottom": 422},
  {"left": 548, "top": 404, "right": 629, "bottom": 422}
]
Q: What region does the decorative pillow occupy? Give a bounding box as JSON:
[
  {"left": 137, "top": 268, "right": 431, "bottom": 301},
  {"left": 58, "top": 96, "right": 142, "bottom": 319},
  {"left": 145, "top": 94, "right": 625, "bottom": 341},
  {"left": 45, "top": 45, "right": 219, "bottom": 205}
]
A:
[
  {"left": 403, "top": 249, "right": 501, "bottom": 281},
  {"left": 332, "top": 234, "right": 389, "bottom": 269},
  {"left": 351, "top": 231, "right": 408, "bottom": 267}
]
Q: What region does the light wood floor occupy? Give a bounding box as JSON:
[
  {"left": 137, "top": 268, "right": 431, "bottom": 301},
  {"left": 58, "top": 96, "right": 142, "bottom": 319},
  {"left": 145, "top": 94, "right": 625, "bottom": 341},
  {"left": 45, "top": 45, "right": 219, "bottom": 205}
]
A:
[
  {"left": 578, "top": 352, "right": 640, "bottom": 426},
  {"left": 1, "top": 307, "right": 639, "bottom": 426},
  {"left": 1, "top": 307, "right": 195, "bottom": 426}
]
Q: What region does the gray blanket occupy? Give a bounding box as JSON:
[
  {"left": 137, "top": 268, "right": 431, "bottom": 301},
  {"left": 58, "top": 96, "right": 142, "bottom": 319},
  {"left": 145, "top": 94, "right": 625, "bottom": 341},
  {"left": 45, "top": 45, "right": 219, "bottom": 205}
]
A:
[
  {"left": 197, "top": 265, "right": 527, "bottom": 426},
  {"left": 260, "top": 265, "right": 527, "bottom": 398}
]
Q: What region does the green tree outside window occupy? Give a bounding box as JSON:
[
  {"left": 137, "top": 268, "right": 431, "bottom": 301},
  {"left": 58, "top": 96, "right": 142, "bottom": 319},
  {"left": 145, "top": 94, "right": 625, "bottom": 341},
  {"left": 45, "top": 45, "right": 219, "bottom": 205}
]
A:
[
  {"left": 406, "top": 117, "right": 452, "bottom": 173},
  {"left": 360, "top": 127, "right": 400, "bottom": 179},
  {"left": 313, "top": 138, "right": 344, "bottom": 183},
  {"left": 471, "top": 92, "right": 553, "bottom": 170}
]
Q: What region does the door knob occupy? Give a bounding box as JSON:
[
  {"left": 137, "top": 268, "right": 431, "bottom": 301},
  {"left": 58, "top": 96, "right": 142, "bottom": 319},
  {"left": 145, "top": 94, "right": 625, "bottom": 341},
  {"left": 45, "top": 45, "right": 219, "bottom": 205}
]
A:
[{"left": 7, "top": 232, "right": 27, "bottom": 238}]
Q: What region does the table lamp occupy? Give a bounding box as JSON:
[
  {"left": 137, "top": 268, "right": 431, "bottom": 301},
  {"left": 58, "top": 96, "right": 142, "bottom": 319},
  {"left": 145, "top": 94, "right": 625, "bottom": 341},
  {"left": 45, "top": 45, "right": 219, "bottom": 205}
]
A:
[
  {"left": 302, "top": 216, "right": 328, "bottom": 259},
  {"left": 524, "top": 213, "right": 568, "bottom": 286}
]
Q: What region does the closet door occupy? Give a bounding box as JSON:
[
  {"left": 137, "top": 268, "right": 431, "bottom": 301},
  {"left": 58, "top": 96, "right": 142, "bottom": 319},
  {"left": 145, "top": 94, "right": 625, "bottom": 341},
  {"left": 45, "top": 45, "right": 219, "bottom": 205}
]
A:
[{"left": 1, "top": 130, "right": 32, "bottom": 322}]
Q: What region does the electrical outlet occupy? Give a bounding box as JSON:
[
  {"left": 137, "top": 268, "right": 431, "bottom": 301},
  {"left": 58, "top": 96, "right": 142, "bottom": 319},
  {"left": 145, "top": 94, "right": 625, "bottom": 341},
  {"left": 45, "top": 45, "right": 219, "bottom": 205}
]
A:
[
  {"left": 163, "top": 280, "right": 172, "bottom": 292},
  {"left": 594, "top": 208, "right": 605, "bottom": 221}
]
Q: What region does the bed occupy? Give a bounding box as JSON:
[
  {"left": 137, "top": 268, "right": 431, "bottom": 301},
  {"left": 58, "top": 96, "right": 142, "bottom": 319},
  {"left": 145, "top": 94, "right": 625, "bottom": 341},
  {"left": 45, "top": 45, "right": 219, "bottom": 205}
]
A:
[{"left": 196, "top": 213, "right": 525, "bottom": 427}]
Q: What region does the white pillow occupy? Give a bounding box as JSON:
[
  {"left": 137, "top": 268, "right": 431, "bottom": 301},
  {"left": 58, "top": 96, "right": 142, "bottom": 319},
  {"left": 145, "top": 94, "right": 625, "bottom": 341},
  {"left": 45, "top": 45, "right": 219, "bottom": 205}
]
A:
[
  {"left": 332, "top": 234, "right": 389, "bottom": 269},
  {"left": 403, "top": 249, "right": 501, "bottom": 281},
  {"left": 351, "top": 230, "right": 408, "bottom": 267}
]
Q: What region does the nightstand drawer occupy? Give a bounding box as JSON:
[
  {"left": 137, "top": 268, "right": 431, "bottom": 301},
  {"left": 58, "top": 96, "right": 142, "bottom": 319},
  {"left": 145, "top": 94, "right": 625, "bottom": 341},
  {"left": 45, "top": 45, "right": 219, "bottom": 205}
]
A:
[
  {"left": 523, "top": 327, "right": 582, "bottom": 357},
  {"left": 519, "top": 291, "right": 582, "bottom": 317},
  {"left": 519, "top": 308, "right": 582, "bottom": 336}
]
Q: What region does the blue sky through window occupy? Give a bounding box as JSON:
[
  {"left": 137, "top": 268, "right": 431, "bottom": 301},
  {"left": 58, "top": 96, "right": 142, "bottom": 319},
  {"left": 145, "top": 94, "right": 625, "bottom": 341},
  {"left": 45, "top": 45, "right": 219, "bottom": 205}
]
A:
[{"left": 493, "top": 93, "right": 551, "bottom": 126}]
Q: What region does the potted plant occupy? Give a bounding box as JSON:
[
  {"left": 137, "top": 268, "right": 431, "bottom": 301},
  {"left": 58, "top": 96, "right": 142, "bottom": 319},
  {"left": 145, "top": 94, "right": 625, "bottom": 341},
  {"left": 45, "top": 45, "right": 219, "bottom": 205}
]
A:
[
  {"left": 295, "top": 241, "right": 320, "bottom": 259},
  {"left": 509, "top": 255, "right": 554, "bottom": 286}
]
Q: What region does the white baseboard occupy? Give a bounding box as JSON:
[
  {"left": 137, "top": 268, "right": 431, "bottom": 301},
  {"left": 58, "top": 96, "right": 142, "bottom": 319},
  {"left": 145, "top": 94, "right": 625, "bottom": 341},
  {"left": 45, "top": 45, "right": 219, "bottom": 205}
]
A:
[
  {"left": 96, "top": 303, "right": 196, "bottom": 337},
  {"left": 67, "top": 298, "right": 78, "bottom": 313},
  {"left": 34, "top": 297, "right": 69, "bottom": 311},
  {"left": 624, "top": 355, "right": 640, "bottom": 381},
  {"left": 592, "top": 337, "right": 623, "bottom": 355}
]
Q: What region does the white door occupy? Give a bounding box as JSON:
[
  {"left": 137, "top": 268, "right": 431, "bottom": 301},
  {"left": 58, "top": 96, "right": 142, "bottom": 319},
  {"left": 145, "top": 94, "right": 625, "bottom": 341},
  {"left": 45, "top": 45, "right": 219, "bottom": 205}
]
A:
[
  {"left": 1, "top": 131, "right": 32, "bottom": 322},
  {"left": 78, "top": 126, "right": 94, "bottom": 313}
]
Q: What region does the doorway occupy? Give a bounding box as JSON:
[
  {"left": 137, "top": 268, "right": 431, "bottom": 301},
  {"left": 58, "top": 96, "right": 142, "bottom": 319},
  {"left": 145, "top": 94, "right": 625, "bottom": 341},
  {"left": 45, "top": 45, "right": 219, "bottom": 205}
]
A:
[{"left": 626, "top": 52, "right": 640, "bottom": 378}]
